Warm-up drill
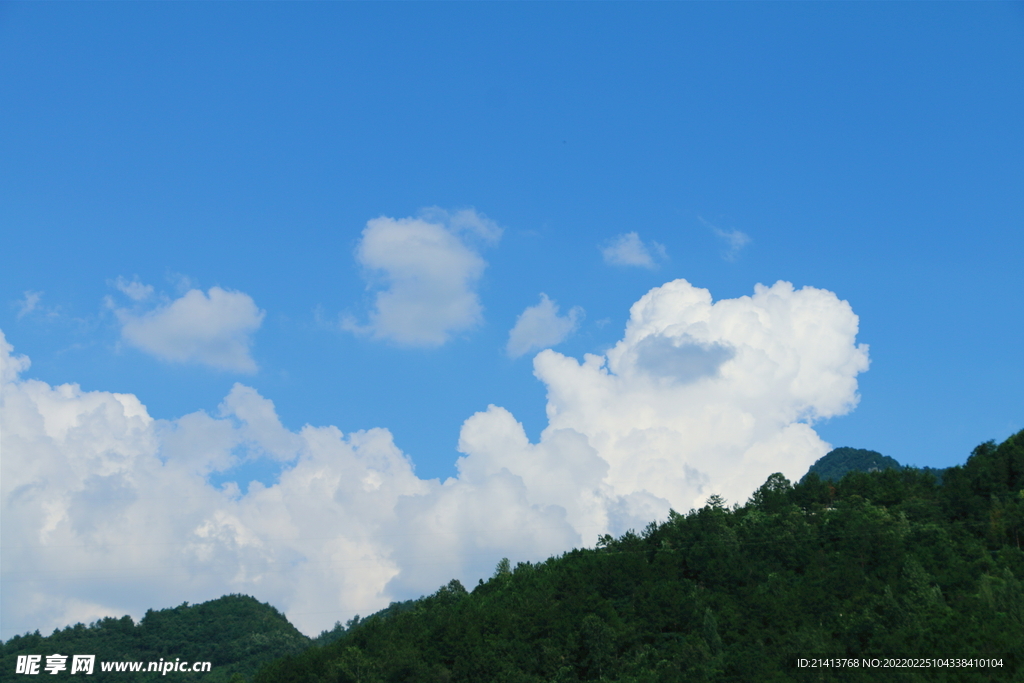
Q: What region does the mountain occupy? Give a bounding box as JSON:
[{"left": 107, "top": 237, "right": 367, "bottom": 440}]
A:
[
  {"left": 802, "top": 446, "right": 903, "bottom": 483},
  {"left": 0, "top": 595, "right": 309, "bottom": 682}
]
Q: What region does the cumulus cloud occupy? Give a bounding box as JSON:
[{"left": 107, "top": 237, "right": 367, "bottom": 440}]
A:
[
  {"left": 601, "top": 232, "right": 666, "bottom": 269},
  {"left": 506, "top": 294, "right": 584, "bottom": 359},
  {"left": 0, "top": 278, "right": 868, "bottom": 639},
  {"left": 115, "top": 286, "right": 265, "bottom": 373},
  {"left": 529, "top": 279, "right": 869, "bottom": 509},
  {"left": 343, "top": 209, "right": 501, "bottom": 347},
  {"left": 0, "top": 331, "right": 31, "bottom": 384}
]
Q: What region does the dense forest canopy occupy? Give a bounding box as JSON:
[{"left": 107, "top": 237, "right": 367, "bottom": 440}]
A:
[
  {"left": 0, "top": 596, "right": 306, "bottom": 683},
  {"left": 802, "top": 447, "right": 903, "bottom": 483},
  {"left": 4, "top": 430, "right": 1022, "bottom": 682}
]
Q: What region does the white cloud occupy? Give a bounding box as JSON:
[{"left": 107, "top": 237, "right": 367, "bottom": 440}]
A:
[
  {"left": 0, "top": 330, "right": 31, "bottom": 384},
  {"left": 114, "top": 276, "right": 154, "bottom": 302},
  {"left": 506, "top": 294, "right": 584, "bottom": 359},
  {"left": 0, "top": 279, "right": 868, "bottom": 639},
  {"left": 16, "top": 291, "right": 43, "bottom": 319},
  {"left": 343, "top": 209, "right": 501, "bottom": 347},
  {"left": 702, "top": 218, "right": 751, "bottom": 261},
  {"left": 441, "top": 207, "right": 503, "bottom": 243},
  {"left": 527, "top": 279, "right": 869, "bottom": 509},
  {"left": 601, "top": 232, "right": 665, "bottom": 269},
  {"left": 114, "top": 286, "right": 264, "bottom": 373},
  {"left": 715, "top": 228, "right": 751, "bottom": 261}
]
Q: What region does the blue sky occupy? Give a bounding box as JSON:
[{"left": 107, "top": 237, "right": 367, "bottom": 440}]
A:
[{"left": 2, "top": 3, "right": 1022, "bottom": 638}]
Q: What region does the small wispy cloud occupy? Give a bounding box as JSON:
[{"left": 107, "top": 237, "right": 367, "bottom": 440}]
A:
[
  {"left": 15, "top": 291, "right": 43, "bottom": 319},
  {"left": 600, "top": 232, "right": 666, "bottom": 269},
  {"left": 13, "top": 291, "right": 65, "bottom": 322},
  {"left": 113, "top": 276, "right": 154, "bottom": 302},
  {"left": 702, "top": 217, "right": 751, "bottom": 262}
]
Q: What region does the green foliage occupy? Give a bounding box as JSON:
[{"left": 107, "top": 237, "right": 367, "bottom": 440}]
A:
[
  {"left": 803, "top": 446, "right": 903, "bottom": 483},
  {"left": 0, "top": 595, "right": 308, "bottom": 683}
]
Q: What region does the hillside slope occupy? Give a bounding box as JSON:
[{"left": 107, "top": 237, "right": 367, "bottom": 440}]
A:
[
  {"left": 0, "top": 595, "right": 308, "bottom": 682},
  {"left": 255, "top": 430, "right": 1024, "bottom": 682},
  {"left": 802, "top": 446, "right": 903, "bottom": 482}
]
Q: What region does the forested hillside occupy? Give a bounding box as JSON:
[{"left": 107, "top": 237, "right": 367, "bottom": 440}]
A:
[
  {"left": 255, "top": 430, "right": 1024, "bottom": 682},
  {"left": 5, "top": 430, "right": 1022, "bottom": 682},
  {"left": 802, "top": 447, "right": 903, "bottom": 482},
  {"left": 0, "top": 596, "right": 307, "bottom": 682}
]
